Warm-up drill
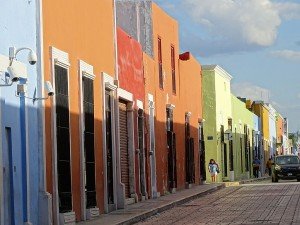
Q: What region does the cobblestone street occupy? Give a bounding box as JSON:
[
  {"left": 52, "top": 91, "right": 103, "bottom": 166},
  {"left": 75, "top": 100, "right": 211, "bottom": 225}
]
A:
[{"left": 137, "top": 182, "right": 300, "bottom": 225}]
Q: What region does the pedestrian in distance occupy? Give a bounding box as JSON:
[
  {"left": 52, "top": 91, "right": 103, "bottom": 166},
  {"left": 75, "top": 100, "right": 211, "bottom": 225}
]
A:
[
  {"left": 266, "top": 157, "right": 273, "bottom": 176},
  {"left": 208, "top": 159, "right": 219, "bottom": 182},
  {"left": 253, "top": 157, "right": 260, "bottom": 178}
]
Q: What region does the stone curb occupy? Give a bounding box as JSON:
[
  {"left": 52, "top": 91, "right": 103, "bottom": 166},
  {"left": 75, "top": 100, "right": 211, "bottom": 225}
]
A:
[
  {"left": 239, "top": 176, "right": 271, "bottom": 184},
  {"left": 118, "top": 183, "right": 226, "bottom": 225}
]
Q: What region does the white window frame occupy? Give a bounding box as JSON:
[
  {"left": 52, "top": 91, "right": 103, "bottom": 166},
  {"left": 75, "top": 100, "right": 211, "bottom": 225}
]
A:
[
  {"left": 78, "top": 60, "right": 96, "bottom": 220},
  {"left": 102, "top": 72, "right": 117, "bottom": 213},
  {"left": 50, "top": 47, "right": 74, "bottom": 225}
]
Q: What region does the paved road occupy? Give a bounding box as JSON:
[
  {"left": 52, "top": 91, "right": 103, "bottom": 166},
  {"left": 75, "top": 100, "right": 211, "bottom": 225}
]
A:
[{"left": 137, "top": 181, "right": 300, "bottom": 225}]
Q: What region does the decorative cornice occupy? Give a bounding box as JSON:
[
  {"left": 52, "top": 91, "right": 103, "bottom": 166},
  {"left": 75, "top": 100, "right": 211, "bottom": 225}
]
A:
[
  {"left": 79, "top": 60, "right": 95, "bottom": 80},
  {"left": 51, "top": 47, "right": 70, "bottom": 68}
]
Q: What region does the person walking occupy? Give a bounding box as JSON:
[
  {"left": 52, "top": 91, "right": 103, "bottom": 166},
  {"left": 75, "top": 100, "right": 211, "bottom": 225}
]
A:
[
  {"left": 266, "top": 157, "right": 273, "bottom": 176},
  {"left": 208, "top": 159, "right": 219, "bottom": 182},
  {"left": 253, "top": 157, "right": 260, "bottom": 178}
]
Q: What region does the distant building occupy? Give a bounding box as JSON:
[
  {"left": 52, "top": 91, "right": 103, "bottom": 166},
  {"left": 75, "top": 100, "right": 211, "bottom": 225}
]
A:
[{"left": 232, "top": 96, "right": 259, "bottom": 180}]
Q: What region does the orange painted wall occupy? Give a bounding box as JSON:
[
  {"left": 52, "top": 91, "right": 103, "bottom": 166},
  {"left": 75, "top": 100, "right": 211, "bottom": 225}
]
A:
[
  {"left": 151, "top": 3, "right": 180, "bottom": 194},
  {"left": 277, "top": 115, "right": 283, "bottom": 143},
  {"left": 43, "top": 0, "right": 115, "bottom": 220},
  {"left": 277, "top": 115, "right": 283, "bottom": 154},
  {"left": 178, "top": 52, "right": 203, "bottom": 186}
]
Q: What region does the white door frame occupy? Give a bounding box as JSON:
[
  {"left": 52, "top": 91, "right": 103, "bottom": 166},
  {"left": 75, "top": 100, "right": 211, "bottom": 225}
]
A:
[{"left": 78, "top": 60, "right": 96, "bottom": 220}]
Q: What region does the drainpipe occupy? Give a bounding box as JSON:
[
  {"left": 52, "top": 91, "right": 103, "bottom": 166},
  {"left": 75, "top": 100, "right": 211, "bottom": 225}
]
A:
[
  {"left": 36, "top": 0, "right": 52, "bottom": 225},
  {"left": 113, "top": 0, "right": 123, "bottom": 209},
  {"left": 20, "top": 78, "right": 32, "bottom": 225},
  {"left": 113, "top": 0, "right": 119, "bottom": 82}
]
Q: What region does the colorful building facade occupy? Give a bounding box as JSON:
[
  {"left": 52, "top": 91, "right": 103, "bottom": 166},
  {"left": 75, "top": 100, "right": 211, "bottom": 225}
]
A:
[
  {"left": 202, "top": 65, "right": 232, "bottom": 182},
  {"left": 276, "top": 113, "right": 284, "bottom": 155},
  {"left": 0, "top": 1, "right": 45, "bottom": 225},
  {"left": 267, "top": 104, "right": 277, "bottom": 158},
  {"left": 248, "top": 101, "right": 270, "bottom": 172},
  {"left": 0, "top": 1, "right": 292, "bottom": 225},
  {"left": 42, "top": 0, "right": 116, "bottom": 223},
  {"left": 178, "top": 52, "right": 203, "bottom": 187},
  {"left": 231, "top": 96, "right": 258, "bottom": 180},
  {"left": 116, "top": 27, "right": 145, "bottom": 205}
]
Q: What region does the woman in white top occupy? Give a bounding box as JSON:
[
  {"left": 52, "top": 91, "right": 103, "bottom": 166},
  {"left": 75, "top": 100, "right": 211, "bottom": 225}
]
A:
[{"left": 208, "top": 159, "right": 219, "bottom": 182}]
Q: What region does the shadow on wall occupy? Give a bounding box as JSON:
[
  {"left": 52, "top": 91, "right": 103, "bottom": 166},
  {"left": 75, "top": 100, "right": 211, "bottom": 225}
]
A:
[
  {"left": 42, "top": 98, "right": 205, "bottom": 221},
  {"left": 1, "top": 100, "right": 40, "bottom": 225}
]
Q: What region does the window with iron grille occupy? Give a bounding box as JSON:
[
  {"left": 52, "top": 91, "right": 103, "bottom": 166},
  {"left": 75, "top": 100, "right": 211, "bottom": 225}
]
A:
[
  {"left": 158, "top": 37, "right": 163, "bottom": 89},
  {"left": 105, "top": 90, "right": 114, "bottom": 204},
  {"left": 54, "top": 65, "right": 72, "bottom": 213},
  {"left": 171, "top": 45, "right": 176, "bottom": 94},
  {"left": 82, "top": 76, "right": 96, "bottom": 208}
]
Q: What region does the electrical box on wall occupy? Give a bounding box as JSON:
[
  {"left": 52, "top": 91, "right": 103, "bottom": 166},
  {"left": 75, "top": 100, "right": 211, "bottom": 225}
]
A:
[{"left": 17, "top": 84, "right": 27, "bottom": 94}]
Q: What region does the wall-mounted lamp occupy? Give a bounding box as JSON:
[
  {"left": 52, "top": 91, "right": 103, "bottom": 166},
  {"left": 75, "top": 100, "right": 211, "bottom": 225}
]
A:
[
  {"left": 9, "top": 47, "right": 37, "bottom": 66},
  {"left": 15, "top": 81, "right": 55, "bottom": 103}
]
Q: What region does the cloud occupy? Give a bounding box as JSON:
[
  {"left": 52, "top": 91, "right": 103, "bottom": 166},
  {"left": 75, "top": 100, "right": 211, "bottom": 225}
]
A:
[
  {"left": 270, "top": 50, "right": 300, "bottom": 61},
  {"left": 297, "top": 93, "right": 300, "bottom": 99},
  {"left": 170, "top": 0, "right": 300, "bottom": 56},
  {"left": 274, "top": 2, "right": 300, "bottom": 20},
  {"left": 231, "top": 82, "right": 271, "bottom": 102}
]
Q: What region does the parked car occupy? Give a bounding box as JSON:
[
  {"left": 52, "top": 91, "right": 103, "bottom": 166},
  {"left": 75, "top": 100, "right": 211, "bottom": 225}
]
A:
[{"left": 272, "top": 155, "right": 300, "bottom": 182}]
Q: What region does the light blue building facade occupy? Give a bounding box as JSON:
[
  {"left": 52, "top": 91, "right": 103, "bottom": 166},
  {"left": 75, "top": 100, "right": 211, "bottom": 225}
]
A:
[{"left": 0, "top": 1, "right": 48, "bottom": 225}]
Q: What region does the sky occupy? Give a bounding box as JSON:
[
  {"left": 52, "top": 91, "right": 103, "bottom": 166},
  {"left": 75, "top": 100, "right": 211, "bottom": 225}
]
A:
[{"left": 153, "top": 0, "right": 300, "bottom": 132}]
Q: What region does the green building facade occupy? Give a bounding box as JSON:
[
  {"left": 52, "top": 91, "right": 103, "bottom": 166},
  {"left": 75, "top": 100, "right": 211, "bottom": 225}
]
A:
[
  {"left": 231, "top": 95, "right": 258, "bottom": 181},
  {"left": 202, "top": 65, "right": 232, "bottom": 182}
]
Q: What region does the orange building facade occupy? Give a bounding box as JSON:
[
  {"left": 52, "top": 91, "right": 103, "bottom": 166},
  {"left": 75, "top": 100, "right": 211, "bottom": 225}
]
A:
[
  {"left": 276, "top": 114, "right": 284, "bottom": 155},
  {"left": 178, "top": 52, "right": 203, "bottom": 187},
  {"left": 142, "top": 3, "right": 204, "bottom": 195},
  {"left": 41, "top": 1, "right": 204, "bottom": 224},
  {"left": 42, "top": 0, "right": 116, "bottom": 223}
]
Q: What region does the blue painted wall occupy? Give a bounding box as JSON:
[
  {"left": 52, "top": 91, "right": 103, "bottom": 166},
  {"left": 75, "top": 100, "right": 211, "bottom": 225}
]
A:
[{"left": 0, "top": 0, "right": 40, "bottom": 224}]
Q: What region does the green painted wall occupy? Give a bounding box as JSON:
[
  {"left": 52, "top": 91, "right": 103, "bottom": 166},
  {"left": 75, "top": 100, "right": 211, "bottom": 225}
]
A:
[
  {"left": 202, "top": 65, "right": 232, "bottom": 182},
  {"left": 231, "top": 95, "right": 256, "bottom": 180}
]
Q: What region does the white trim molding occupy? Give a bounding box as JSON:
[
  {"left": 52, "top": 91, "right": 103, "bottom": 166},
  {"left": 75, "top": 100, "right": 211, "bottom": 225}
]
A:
[
  {"left": 50, "top": 46, "right": 75, "bottom": 225},
  {"left": 102, "top": 72, "right": 118, "bottom": 213},
  {"left": 80, "top": 60, "right": 95, "bottom": 80},
  {"left": 78, "top": 59, "right": 98, "bottom": 220},
  {"left": 51, "top": 47, "right": 70, "bottom": 68},
  {"left": 103, "top": 72, "right": 117, "bottom": 91},
  {"left": 136, "top": 100, "right": 143, "bottom": 110},
  {"left": 118, "top": 88, "right": 133, "bottom": 102}
]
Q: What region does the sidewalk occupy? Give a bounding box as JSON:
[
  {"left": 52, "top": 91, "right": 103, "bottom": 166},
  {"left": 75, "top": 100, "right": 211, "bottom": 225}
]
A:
[
  {"left": 78, "top": 177, "right": 270, "bottom": 225},
  {"left": 78, "top": 183, "right": 225, "bottom": 225}
]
